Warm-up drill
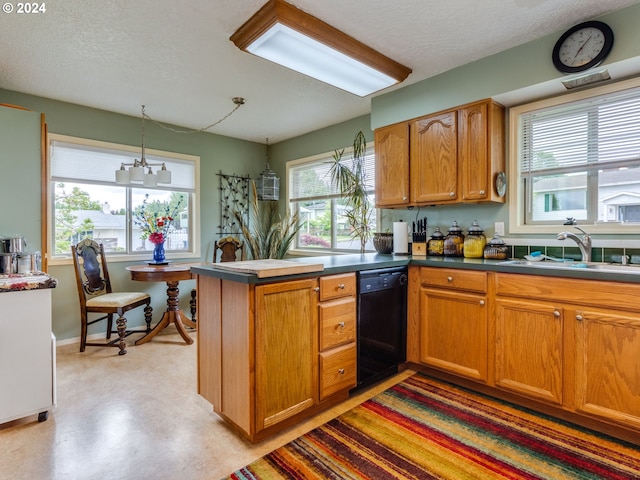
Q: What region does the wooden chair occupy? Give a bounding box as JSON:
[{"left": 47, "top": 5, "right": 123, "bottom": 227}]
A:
[
  {"left": 189, "top": 236, "right": 244, "bottom": 323},
  {"left": 72, "top": 239, "right": 153, "bottom": 355}
]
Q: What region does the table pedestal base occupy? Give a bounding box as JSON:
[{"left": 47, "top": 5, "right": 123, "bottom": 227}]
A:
[{"left": 135, "top": 280, "right": 194, "bottom": 345}]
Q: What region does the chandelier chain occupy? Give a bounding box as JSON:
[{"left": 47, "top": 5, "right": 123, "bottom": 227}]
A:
[{"left": 141, "top": 97, "right": 245, "bottom": 135}]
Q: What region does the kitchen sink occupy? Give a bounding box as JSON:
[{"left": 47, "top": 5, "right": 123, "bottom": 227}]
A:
[{"left": 500, "top": 259, "right": 640, "bottom": 274}]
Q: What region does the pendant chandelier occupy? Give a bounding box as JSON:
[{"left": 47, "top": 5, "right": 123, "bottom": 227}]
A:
[
  {"left": 256, "top": 138, "right": 279, "bottom": 201},
  {"left": 115, "top": 106, "right": 171, "bottom": 187}
]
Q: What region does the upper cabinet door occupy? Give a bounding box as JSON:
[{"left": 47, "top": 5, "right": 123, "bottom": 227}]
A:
[
  {"left": 410, "top": 111, "right": 458, "bottom": 204},
  {"left": 375, "top": 122, "right": 410, "bottom": 207},
  {"left": 459, "top": 101, "right": 489, "bottom": 201}
]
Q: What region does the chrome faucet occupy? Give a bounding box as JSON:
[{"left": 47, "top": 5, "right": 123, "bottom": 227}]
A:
[{"left": 557, "top": 226, "right": 591, "bottom": 262}]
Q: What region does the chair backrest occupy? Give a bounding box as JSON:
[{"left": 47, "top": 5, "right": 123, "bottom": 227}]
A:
[
  {"left": 72, "top": 239, "right": 113, "bottom": 306},
  {"left": 214, "top": 236, "right": 243, "bottom": 263}
]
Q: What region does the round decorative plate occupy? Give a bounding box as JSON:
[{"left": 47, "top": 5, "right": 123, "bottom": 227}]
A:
[{"left": 495, "top": 172, "right": 507, "bottom": 197}]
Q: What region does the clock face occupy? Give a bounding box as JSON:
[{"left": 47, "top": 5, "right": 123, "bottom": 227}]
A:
[{"left": 552, "top": 21, "right": 614, "bottom": 74}]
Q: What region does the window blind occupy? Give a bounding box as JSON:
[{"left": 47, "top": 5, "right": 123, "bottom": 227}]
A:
[
  {"left": 521, "top": 86, "right": 640, "bottom": 175},
  {"left": 50, "top": 140, "right": 196, "bottom": 190},
  {"left": 289, "top": 147, "right": 375, "bottom": 202}
]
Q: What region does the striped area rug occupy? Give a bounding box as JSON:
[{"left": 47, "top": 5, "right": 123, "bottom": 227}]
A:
[{"left": 224, "top": 373, "right": 640, "bottom": 479}]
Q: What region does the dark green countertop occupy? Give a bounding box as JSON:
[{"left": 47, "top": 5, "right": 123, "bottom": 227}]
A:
[{"left": 191, "top": 253, "right": 640, "bottom": 284}]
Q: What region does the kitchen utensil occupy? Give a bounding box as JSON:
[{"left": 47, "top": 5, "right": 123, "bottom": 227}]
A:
[{"left": 0, "top": 253, "right": 16, "bottom": 274}]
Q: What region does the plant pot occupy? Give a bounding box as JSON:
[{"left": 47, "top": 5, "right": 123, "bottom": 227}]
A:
[{"left": 373, "top": 232, "right": 393, "bottom": 254}]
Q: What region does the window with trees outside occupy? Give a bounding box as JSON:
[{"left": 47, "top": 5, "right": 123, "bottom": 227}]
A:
[
  {"left": 48, "top": 134, "right": 198, "bottom": 261},
  {"left": 287, "top": 144, "right": 376, "bottom": 252},
  {"left": 510, "top": 78, "right": 640, "bottom": 233}
]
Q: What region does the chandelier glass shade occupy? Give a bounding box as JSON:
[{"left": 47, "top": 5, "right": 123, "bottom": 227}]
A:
[{"left": 115, "top": 106, "right": 172, "bottom": 186}]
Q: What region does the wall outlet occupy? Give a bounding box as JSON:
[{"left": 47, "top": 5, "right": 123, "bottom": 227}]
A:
[{"left": 494, "top": 222, "right": 505, "bottom": 236}]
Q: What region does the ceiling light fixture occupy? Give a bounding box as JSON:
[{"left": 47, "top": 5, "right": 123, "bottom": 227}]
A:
[
  {"left": 230, "top": 0, "right": 412, "bottom": 97},
  {"left": 115, "top": 105, "right": 171, "bottom": 187}
]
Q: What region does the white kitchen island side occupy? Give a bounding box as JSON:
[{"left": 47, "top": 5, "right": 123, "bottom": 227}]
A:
[{"left": 0, "top": 287, "right": 56, "bottom": 424}]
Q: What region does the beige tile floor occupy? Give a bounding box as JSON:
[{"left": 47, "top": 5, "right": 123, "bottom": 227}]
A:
[{"left": 0, "top": 326, "right": 413, "bottom": 480}]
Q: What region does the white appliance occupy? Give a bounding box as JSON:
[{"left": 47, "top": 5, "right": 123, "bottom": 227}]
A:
[{"left": 0, "top": 288, "right": 56, "bottom": 424}]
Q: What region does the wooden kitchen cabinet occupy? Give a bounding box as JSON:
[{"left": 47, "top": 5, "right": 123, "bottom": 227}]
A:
[
  {"left": 494, "top": 298, "right": 564, "bottom": 406},
  {"left": 410, "top": 110, "right": 458, "bottom": 204},
  {"left": 573, "top": 306, "right": 640, "bottom": 431},
  {"left": 374, "top": 122, "right": 410, "bottom": 207},
  {"left": 318, "top": 273, "right": 357, "bottom": 400},
  {"left": 417, "top": 267, "right": 489, "bottom": 383},
  {"left": 196, "top": 271, "right": 358, "bottom": 442},
  {"left": 374, "top": 98, "right": 505, "bottom": 208},
  {"left": 494, "top": 272, "right": 640, "bottom": 432},
  {"left": 255, "top": 279, "right": 318, "bottom": 431}
]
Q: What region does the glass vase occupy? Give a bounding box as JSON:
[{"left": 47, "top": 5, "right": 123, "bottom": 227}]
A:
[{"left": 152, "top": 242, "right": 166, "bottom": 263}]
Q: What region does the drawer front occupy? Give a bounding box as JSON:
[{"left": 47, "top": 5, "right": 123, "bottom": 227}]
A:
[
  {"left": 319, "top": 273, "right": 356, "bottom": 301},
  {"left": 319, "top": 297, "right": 356, "bottom": 351},
  {"left": 319, "top": 343, "right": 357, "bottom": 399},
  {"left": 420, "top": 267, "right": 487, "bottom": 293}
]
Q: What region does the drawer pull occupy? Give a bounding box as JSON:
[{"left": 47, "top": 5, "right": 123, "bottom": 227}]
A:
[
  {"left": 338, "top": 283, "right": 345, "bottom": 289},
  {"left": 447, "top": 276, "right": 453, "bottom": 282},
  {"left": 338, "top": 321, "right": 345, "bottom": 328},
  {"left": 338, "top": 368, "right": 345, "bottom": 375},
  {"left": 553, "top": 310, "right": 561, "bottom": 318}
]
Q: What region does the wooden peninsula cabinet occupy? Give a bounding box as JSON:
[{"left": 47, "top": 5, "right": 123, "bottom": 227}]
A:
[
  {"left": 375, "top": 98, "right": 505, "bottom": 208},
  {"left": 196, "top": 271, "right": 356, "bottom": 442}
]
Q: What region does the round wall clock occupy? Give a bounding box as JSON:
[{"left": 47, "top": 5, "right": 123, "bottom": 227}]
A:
[{"left": 552, "top": 21, "right": 614, "bottom": 74}]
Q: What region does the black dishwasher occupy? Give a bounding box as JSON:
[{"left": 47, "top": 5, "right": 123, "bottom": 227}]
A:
[{"left": 353, "top": 266, "right": 408, "bottom": 391}]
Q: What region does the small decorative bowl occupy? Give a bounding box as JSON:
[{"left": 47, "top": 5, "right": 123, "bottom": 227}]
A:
[{"left": 373, "top": 232, "right": 394, "bottom": 254}]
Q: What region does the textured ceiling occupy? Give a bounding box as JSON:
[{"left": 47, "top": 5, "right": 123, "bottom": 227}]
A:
[{"left": 1, "top": 0, "right": 639, "bottom": 143}]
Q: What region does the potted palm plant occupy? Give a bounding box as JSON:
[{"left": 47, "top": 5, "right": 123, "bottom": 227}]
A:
[{"left": 328, "top": 130, "right": 373, "bottom": 254}]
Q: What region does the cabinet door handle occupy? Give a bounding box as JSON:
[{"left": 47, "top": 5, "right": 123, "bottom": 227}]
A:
[
  {"left": 553, "top": 310, "right": 561, "bottom": 318},
  {"left": 314, "top": 287, "right": 320, "bottom": 292},
  {"left": 575, "top": 314, "right": 583, "bottom": 321},
  {"left": 338, "top": 321, "right": 345, "bottom": 328},
  {"left": 479, "top": 300, "right": 485, "bottom": 306},
  {"left": 449, "top": 192, "right": 455, "bottom": 197},
  {"left": 447, "top": 276, "right": 453, "bottom": 282},
  {"left": 402, "top": 196, "right": 408, "bottom": 201},
  {"left": 338, "top": 283, "right": 345, "bottom": 289},
  {"left": 479, "top": 190, "right": 485, "bottom": 195},
  {"left": 338, "top": 368, "right": 345, "bottom": 375}
]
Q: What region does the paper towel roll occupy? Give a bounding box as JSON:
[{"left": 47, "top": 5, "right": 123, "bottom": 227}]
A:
[{"left": 393, "top": 221, "right": 409, "bottom": 254}]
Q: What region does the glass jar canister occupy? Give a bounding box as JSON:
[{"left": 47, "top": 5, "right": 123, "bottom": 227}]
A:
[
  {"left": 444, "top": 221, "right": 465, "bottom": 257},
  {"left": 427, "top": 227, "right": 445, "bottom": 256},
  {"left": 464, "top": 220, "right": 486, "bottom": 258},
  {"left": 484, "top": 233, "right": 509, "bottom": 259}
]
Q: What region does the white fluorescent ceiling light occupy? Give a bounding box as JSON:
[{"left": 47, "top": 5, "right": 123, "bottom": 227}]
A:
[{"left": 230, "top": 0, "right": 411, "bottom": 97}]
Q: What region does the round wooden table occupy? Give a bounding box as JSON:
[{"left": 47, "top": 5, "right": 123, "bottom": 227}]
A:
[{"left": 126, "top": 263, "right": 199, "bottom": 345}]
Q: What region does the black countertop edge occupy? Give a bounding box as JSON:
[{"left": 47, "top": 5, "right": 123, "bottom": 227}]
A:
[{"left": 190, "top": 253, "right": 640, "bottom": 284}]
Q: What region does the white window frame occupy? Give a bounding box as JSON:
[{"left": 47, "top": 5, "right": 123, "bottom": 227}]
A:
[
  {"left": 286, "top": 142, "right": 378, "bottom": 254},
  {"left": 508, "top": 76, "right": 640, "bottom": 235},
  {"left": 47, "top": 133, "right": 200, "bottom": 264}
]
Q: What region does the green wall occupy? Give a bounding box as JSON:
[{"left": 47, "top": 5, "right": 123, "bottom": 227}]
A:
[{"left": 0, "top": 91, "right": 265, "bottom": 341}]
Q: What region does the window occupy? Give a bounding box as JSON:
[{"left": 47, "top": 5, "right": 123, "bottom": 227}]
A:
[
  {"left": 48, "top": 134, "right": 199, "bottom": 261},
  {"left": 287, "top": 144, "right": 376, "bottom": 252},
  {"left": 510, "top": 77, "right": 640, "bottom": 233}
]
